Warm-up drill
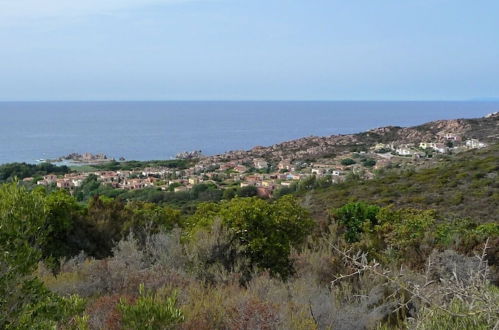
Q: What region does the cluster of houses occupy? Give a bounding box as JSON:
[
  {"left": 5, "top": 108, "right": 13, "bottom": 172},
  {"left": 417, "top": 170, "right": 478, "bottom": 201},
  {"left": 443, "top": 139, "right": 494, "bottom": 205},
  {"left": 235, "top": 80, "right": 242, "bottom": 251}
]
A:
[
  {"left": 32, "top": 131, "right": 491, "bottom": 198},
  {"left": 36, "top": 170, "right": 160, "bottom": 190},
  {"left": 374, "top": 134, "right": 488, "bottom": 157},
  {"left": 34, "top": 155, "right": 355, "bottom": 198}
]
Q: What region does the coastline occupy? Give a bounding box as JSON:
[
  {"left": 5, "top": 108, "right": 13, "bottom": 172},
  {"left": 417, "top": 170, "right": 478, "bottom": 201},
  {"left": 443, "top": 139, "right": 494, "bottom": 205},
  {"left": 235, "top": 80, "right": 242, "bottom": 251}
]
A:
[
  {"left": 32, "top": 111, "right": 497, "bottom": 168},
  {"left": 2, "top": 100, "right": 499, "bottom": 165}
]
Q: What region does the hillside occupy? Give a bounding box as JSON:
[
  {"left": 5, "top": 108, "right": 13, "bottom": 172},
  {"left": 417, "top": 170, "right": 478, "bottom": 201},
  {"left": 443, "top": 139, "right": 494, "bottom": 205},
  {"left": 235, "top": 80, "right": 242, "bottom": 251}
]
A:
[
  {"left": 2, "top": 119, "right": 498, "bottom": 329},
  {"left": 301, "top": 142, "right": 499, "bottom": 223},
  {"left": 207, "top": 112, "right": 499, "bottom": 163}
]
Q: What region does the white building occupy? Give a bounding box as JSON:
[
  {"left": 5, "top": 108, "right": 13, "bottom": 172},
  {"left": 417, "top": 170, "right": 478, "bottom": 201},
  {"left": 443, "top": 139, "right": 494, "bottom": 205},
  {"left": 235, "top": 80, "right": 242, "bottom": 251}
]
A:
[
  {"left": 253, "top": 158, "right": 268, "bottom": 169},
  {"left": 466, "top": 139, "right": 487, "bottom": 149},
  {"left": 396, "top": 147, "right": 413, "bottom": 156},
  {"left": 419, "top": 142, "right": 437, "bottom": 150}
]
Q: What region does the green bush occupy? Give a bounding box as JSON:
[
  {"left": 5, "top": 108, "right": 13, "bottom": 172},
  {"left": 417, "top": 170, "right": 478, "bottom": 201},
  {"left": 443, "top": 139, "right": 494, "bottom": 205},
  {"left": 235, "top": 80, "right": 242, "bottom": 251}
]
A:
[
  {"left": 0, "top": 162, "right": 70, "bottom": 182},
  {"left": 341, "top": 158, "right": 356, "bottom": 166},
  {"left": 411, "top": 296, "right": 498, "bottom": 330},
  {"left": 118, "top": 284, "right": 184, "bottom": 329},
  {"left": 332, "top": 202, "right": 380, "bottom": 242},
  {"left": 0, "top": 183, "right": 85, "bottom": 328},
  {"left": 188, "top": 196, "right": 314, "bottom": 279},
  {"left": 361, "top": 158, "right": 376, "bottom": 167}
]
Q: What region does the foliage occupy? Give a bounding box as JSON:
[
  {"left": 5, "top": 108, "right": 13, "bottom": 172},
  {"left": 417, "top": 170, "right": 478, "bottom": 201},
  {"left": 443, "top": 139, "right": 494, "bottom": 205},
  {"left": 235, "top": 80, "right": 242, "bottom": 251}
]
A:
[
  {"left": 362, "top": 158, "right": 377, "bottom": 167},
  {"left": 410, "top": 294, "right": 499, "bottom": 330},
  {"left": 188, "top": 196, "right": 314, "bottom": 279},
  {"left": 236, "top": 185, "right": 258, "bottom": 197},
  {"left": 2, "top": 145, "right": 499, "bottom": 328},
  {"left": 123, "top": 201, "right": 182, "bottom": 240},
  {"left": 0, "top": 162, "right": 70, "bottom": 182},
  {"left": 74, "top": 175, "right": 225, "bottom": 208},
  {"left": 332, "top": 202, "right": 380, "bottom": 242},
  {"left": 308, "top": 143, "right": 499, "bottom": 223},
  {"left": 375, "top": 207, "right": 436, "bottom": 262},
  {"left": 89, "top": 159, "right": 195, "bottom": 171},
  {"left": 0, "top": 183, "right": 85, "bottom": 328},
  {"left": 117, "top": 284, "right": 184, "bottom": 330},
  {"left": 341, "top": 158, "right": 356, "bottom": 166},
  {"left": 43, "top": 189, "right": 83, "bottom": 267}
]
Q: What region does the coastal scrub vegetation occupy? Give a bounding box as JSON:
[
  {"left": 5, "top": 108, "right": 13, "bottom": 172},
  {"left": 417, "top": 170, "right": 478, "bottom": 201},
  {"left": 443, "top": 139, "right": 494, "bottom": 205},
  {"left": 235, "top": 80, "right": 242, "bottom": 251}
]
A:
[
  {"left": 300, "top": 143, "right": 499, "bottom": 223},
  {"left": 87, "top": 159, "right": 196, "bottom": 172},
  {"left": 0, "top": 145, "right": 498, "bottom": 329},
  {"left": 0, "top": 162, "right": 70, "bottom": 182}
]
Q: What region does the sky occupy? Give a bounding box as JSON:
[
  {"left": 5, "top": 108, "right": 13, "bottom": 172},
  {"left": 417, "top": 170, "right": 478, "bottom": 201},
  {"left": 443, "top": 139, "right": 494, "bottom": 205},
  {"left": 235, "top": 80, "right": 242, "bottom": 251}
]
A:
[{"left": 0, "top": 0, "right": 498, "bottom": 101}]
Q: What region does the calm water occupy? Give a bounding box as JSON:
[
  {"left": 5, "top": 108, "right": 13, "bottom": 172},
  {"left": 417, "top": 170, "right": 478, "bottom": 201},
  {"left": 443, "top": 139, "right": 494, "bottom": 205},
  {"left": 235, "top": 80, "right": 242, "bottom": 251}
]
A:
[{"left": 1, "top": 101, "right": 498, "bottom": 164}]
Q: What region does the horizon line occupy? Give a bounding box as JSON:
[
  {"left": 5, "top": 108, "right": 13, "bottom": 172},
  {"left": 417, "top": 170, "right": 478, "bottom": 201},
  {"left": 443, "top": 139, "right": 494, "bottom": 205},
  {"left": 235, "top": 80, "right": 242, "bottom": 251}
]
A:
[{"left": 1, "top": 98, "right": 499, "bottom": 103}]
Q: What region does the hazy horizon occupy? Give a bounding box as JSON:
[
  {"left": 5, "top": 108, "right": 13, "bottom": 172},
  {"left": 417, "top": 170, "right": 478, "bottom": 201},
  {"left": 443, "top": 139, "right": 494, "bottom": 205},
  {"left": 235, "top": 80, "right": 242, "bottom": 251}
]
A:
[{"left": 2, "top": 99, "right": 499, "bottom": 103}]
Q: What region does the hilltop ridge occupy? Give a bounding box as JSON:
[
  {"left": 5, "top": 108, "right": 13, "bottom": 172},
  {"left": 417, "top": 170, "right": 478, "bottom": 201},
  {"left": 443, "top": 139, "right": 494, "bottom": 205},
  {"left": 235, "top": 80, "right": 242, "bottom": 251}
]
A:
[{"left": 206, "top": 113, "right": 499, "bottom": 163}]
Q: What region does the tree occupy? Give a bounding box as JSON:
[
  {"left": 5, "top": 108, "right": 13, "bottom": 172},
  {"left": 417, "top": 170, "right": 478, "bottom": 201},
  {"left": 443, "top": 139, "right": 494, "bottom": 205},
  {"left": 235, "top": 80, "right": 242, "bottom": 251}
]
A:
[
  {"left": 43, "top": 189, "right": 83, "bottom": 268},
  {"left": 222, "top": 187, "right": 237, "bottom": 200},
  {"left": 188, "top": 196, "right": 314, "bottom": 279},
  {"left": 123, "top": 201, "right": 182, "bottom": 242},
  {"left": 74, "top": 174, "right": 101, "bottom": 201},
  {"left": 82, "top": 196, "right": 132, "bottom": 257},
  {"left": 0, "top": 183, "right": 84, "bottom": 328},
  {"left": 0, "top": 162, "right": 70, "bottom": 182},
  {"left": 236, "top": 185, "right": 258, "bottom": 197}
]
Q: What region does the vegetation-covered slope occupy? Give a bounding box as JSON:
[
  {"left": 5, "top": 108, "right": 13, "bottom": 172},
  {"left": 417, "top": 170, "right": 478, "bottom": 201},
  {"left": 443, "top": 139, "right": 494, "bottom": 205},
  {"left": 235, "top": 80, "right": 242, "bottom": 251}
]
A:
[
  {"left": 303, "top": 143, "right": 499, "bottom": 223},
  {"left": 1, "top": 149, "right": 498, "bottom": 328}
]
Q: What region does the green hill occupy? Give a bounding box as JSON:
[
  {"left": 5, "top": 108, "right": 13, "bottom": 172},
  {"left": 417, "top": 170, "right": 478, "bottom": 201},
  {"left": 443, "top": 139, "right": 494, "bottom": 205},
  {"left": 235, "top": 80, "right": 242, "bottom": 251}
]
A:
[{"left": 303, "top": 143, "right": 499, "bottom": 223}]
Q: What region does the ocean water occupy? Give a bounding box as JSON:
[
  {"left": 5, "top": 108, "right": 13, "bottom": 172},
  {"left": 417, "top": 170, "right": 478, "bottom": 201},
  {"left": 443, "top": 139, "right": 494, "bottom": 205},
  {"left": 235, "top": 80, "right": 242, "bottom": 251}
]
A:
[{"left": 1, "top": 101, "right": 498, "bottom": 164}]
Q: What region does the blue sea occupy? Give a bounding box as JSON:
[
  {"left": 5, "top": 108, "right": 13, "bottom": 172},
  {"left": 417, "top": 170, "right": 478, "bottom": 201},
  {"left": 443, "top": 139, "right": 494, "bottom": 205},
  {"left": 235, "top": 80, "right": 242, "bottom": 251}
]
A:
[{"left": 1, "top": 101, "right": 498, "bottom": 164}]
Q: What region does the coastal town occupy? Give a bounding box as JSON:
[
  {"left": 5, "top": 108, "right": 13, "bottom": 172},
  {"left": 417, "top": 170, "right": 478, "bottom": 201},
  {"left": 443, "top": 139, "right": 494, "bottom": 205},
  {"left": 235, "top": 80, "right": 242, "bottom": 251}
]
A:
[{"left": 32, "top": 119, "right": 494, "bottom": 198}]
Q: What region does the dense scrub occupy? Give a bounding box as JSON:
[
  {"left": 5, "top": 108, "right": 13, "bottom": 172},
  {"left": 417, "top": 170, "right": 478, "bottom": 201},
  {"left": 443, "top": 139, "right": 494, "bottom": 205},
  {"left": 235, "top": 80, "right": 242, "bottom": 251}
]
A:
[{"left": 1, "top": 145, "right": 498, "bottom": 329}]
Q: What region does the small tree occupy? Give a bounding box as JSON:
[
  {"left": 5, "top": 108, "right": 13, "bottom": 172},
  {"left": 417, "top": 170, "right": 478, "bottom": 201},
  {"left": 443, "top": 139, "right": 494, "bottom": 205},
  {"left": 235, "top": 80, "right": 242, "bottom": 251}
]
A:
[{"left": 188, "top": 196, "right": 314, "bottom": 279}]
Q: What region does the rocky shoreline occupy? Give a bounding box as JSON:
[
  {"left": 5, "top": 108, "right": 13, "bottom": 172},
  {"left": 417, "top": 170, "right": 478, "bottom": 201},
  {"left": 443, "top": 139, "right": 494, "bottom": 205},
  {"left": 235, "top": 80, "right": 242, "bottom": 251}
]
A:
[{"left": 46, "top": 152, "right": 118, "bottom": 164}]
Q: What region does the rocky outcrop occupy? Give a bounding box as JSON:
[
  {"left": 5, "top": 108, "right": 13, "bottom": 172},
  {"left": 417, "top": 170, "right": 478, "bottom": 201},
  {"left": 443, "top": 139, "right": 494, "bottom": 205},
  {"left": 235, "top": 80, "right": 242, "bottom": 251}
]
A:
[{"left": 205, "top": 114, "right": 499, "bottom": 163}]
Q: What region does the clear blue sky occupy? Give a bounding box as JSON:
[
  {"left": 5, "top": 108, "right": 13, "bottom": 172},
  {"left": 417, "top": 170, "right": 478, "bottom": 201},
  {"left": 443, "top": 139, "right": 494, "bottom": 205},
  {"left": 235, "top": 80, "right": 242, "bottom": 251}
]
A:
[{"left": 1, "top": 0, "right": 498, "bottom": 101}]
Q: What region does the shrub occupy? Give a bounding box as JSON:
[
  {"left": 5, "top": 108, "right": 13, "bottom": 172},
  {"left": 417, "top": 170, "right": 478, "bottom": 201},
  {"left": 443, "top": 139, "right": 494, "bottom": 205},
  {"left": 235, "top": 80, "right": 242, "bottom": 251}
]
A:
[
  {"left": 186, "top": 218, "right": 250, "bottom": 285},
  {"left": 118, "top": 284, "right": 184, "bottom": 330},
  {"left": 341, "top": 158, "right": 356, "bottom": 166},
  {"left": 229, "top": 296, "right": 280, "bottom": 329},
  {"left": 85, "top": 294, "right": 125, "bottom": 330},
  {"left": 332, "top": 202, "right": 380, "bottom": 243},
  {"left": 180, "top": 283, "right": 236, "bottom": 329},
  {"left": 410, "top": 296, "right": 498, "bottom": 330},
  {"left": 362, "top": 159, "right": 377, "bottom": 167},
  {"left": 145, "top": 229, "right": 187, "bottom": 271},
  {"left": 375, "top": 208, "right": 436, "bottom": 265},
  {"left": 0, "top": 183, "right": 85, "bottom": 328}
]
